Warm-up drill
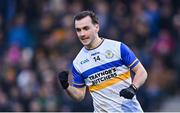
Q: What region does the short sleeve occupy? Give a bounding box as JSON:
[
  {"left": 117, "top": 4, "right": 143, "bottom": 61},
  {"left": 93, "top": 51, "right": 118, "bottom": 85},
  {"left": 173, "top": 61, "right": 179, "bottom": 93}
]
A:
[
  {"left": 71, "top": 65, "right": 85, "bottom": 88},
  {"left": 120, "top": 43, "right": 139, "bottom": 69}
]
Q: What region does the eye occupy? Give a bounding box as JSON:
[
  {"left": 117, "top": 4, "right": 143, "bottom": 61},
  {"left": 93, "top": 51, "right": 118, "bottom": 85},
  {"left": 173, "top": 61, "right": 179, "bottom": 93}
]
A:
[
  {"left": 83, "top": 26, "right": 89, "bottom": 31},
  {"left": 76, "top": 28, "right": 81, "bottom": 32}
]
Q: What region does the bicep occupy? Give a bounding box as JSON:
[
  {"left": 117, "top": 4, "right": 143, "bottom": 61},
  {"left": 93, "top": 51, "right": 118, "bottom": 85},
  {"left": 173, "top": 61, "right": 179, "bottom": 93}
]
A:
[
  {"left": 77, "top": 86, "right": 86, "bottom": 94},
  {"left": 71, "top": 65, "right": 86, "bottom": 88},
  {"left": 131, "top": 62, "right": 143, "bottom": 73},
  {"left": 66, "top": 84, "right": 86, "bottom": 101},
  {"left": 120, "top": 43, "right": 139, "bottom": 69},
  {"left": 131, "top": 62, "right": 147, "bottom": 77}
]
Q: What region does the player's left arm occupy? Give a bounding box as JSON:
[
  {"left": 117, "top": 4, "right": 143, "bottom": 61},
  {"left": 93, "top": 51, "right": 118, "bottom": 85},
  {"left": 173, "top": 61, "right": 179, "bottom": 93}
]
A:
[
  {"left": 119, "top": 43, "right": 148, "bottom": 99},
  {"left": 131, "top": 62, "right": 147, "bottom": 89},
  {"left": 120, "top": 42, "right": 148, "bottom": 88}
]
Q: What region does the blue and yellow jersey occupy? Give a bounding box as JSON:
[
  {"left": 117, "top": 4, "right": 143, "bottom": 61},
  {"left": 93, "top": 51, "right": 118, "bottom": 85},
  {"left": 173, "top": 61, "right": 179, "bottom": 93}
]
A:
[{"left": 71, "top": 38, "right": 143, "bottom": 112}]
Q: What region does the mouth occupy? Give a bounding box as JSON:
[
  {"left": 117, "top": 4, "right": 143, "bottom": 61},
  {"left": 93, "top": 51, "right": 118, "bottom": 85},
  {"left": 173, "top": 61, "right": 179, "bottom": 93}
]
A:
[{"left": 81, "top": 37, "right": 89, "bottom": 40}]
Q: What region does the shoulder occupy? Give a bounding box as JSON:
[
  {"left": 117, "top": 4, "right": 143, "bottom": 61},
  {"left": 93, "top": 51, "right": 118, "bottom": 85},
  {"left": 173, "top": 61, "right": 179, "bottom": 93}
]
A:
[
  {"left": 120, "top": 42, "right": 132, "bottom": 52},
  {"left": 103, "top": 38, "right": 123, "bottom": 51},
  {"left": 73, "top": 47, "right": 86, "bottom": 65},
  {"left": 104, "top": 38, "right": 121, "bottom": 44}
]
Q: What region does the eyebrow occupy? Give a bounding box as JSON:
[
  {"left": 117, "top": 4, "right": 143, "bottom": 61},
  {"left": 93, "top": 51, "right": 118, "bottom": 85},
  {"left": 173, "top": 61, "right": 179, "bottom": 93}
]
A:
[
  {"left": 75, "top": 26, "right": 89, "bottom": 30},
  {"left": 75, "top": 28, "right": 81, "bottom": 31}
]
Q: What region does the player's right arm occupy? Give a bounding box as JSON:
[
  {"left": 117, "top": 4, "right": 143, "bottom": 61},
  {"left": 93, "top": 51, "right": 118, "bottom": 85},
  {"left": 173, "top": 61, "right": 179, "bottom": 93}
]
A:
[
  {"left": 58, "top": 65, "right": 86, "bottom": 102},
  {"left": 66, "top": 85, "right": 86, "bottom": 102}
]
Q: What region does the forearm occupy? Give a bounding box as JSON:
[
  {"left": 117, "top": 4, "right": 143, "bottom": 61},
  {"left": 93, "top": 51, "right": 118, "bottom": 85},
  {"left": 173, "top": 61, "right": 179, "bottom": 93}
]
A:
[
  {"left": 132, "top": 63, "right": 148, "bottom": 89},
  {"left": 65, "top": 85, "right": 86, "bottom": 102},
  {"left": 58, "top": 71, "right": 86, "bottom": 102}
]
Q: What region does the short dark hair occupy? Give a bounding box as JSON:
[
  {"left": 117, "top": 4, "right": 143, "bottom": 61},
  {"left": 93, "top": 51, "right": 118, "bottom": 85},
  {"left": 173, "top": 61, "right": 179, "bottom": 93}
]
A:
[{"left": 73, "top": 10, "right": 99, "bottom": 25}]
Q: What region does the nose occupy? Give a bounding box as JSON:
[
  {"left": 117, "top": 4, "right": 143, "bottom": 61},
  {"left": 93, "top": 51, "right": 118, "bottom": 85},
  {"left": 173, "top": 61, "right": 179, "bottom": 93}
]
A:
[{"left": 79, "top": 31, "right": 86, "bottom": 37}]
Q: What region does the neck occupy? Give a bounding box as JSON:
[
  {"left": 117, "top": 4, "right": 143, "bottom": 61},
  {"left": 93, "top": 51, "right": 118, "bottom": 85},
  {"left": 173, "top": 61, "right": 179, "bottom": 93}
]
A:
[{"left": 85, "top": 36, "right": 103, "bottom": 50}]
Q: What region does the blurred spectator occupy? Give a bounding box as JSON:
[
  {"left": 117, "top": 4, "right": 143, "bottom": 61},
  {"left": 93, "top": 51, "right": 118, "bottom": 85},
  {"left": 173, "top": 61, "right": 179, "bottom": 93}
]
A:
[
  {"left": 93, "top": 0, "right": 109, "bottom": 36},
  {"left": 151, "top": 29, "right": 175, "bottom": 57},
  {"left": 0, "top": 0, "right": 179, "bottom": 112},
  {"left": 7, "top": 13, "right": 33, "bottom": 48},
  {"left": 172, "top": 11, "right": 180, "bottom": 79},
  {"left": 29, "top": 99, "right": 42, "bottom": 112},
  {"left": 159, "top": 93, "right": 180, "bottom": 112},
  {"left": 145, "top": 0, "right": 160, "bottom": 37},
  {"left": 0, "top": 89, "right": 10, "bottom": 111}
]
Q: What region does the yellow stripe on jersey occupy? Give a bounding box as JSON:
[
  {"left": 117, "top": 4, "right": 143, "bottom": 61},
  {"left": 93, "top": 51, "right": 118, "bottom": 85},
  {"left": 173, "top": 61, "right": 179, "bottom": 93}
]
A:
[
  {"left": 128, "top": 59, "right": 138, "bottom": 68},
  {"left": 89, "top": 71, "right": 130, "bottom": 92}
]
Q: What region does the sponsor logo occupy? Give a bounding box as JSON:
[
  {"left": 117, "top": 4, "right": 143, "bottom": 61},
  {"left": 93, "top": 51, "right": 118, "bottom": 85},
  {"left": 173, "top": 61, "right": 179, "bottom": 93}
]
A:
[
  {"left": 91, "top": 52, "right": 100, "bottom": 56},
  {"left": 88, "top": 68, "right": 117, "bottom": 85},
  {"left": 105, "top": 50, "right": 114, "bottom": 59},
  {"left": 80, "top": 59, "right": 89, "bottom": 64}
]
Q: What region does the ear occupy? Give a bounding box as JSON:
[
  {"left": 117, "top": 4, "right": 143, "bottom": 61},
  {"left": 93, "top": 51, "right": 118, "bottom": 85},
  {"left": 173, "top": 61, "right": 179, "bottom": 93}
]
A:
[{"left": 95, "top": 24, "right": 99, "bottom": 32}]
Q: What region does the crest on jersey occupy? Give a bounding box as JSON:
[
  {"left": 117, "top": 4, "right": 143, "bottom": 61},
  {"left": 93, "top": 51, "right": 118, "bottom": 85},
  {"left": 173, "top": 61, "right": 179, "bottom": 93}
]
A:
[{"left": 105, "top": 50, "right": 114, "bottom": 59}]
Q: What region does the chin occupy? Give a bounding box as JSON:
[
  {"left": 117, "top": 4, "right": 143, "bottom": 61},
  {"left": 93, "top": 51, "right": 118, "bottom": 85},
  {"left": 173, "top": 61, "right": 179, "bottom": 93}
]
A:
[
  {"left": 81, "top": 40, "right": 90, "bottom": 46},
  {"left": 82, "top": 42, "right": 90, "bottom": 46}
]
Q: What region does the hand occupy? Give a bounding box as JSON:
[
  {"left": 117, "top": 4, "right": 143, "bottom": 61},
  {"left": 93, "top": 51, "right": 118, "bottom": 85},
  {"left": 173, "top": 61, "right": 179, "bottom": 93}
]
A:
[
  {"left": 119, "top": 84, "right": 137, "bottom": 99},
  {"left": 58, "top": 71, "right": 69, "bottom": 89}
]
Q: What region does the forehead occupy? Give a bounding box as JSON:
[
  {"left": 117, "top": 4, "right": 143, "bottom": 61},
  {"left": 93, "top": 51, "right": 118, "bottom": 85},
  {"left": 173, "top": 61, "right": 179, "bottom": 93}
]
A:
[{"left": 75, "top": 16, "right": 93, "bottom": 28}]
